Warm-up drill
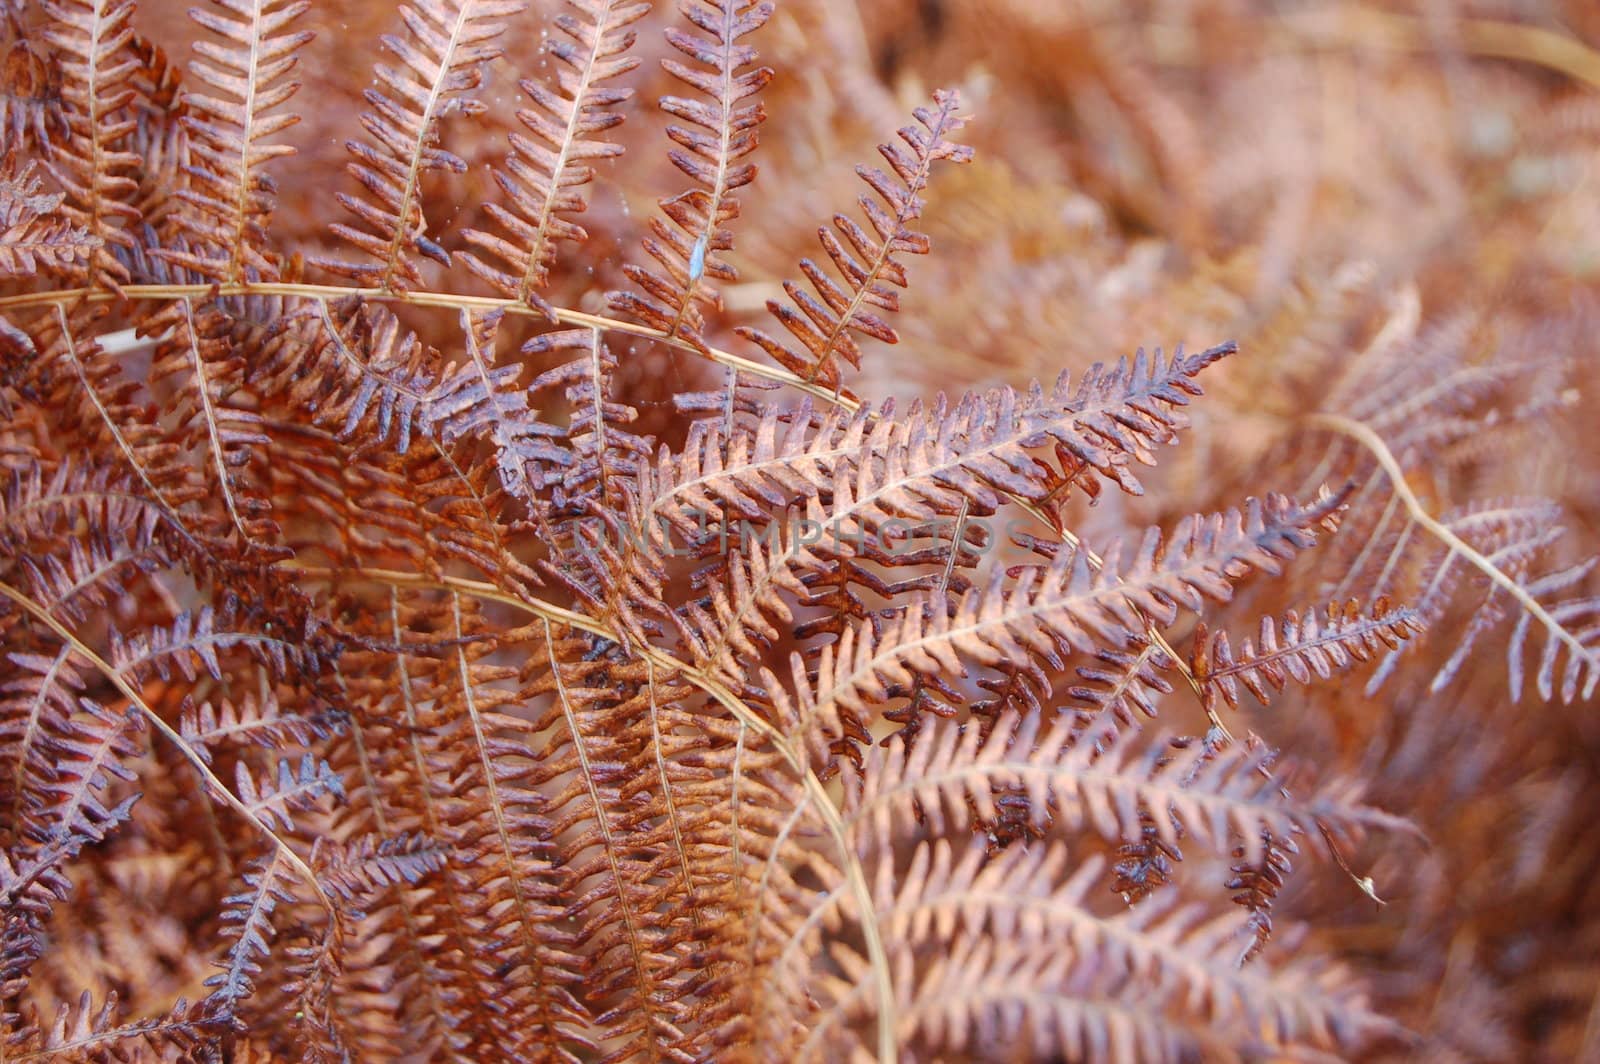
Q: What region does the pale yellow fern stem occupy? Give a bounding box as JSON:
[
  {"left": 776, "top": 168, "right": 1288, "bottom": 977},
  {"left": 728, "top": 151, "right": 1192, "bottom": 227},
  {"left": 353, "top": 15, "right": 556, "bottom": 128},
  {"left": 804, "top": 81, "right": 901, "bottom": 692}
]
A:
[
  {"left": 1309, "top": 412, "right": 1598, "bottom": 670},
  {"left": 1279, "top": 8, "right": 1600, "bottom": 92},
  {"left": 0, "top": 282, "right": 851, "bottom": 407}
]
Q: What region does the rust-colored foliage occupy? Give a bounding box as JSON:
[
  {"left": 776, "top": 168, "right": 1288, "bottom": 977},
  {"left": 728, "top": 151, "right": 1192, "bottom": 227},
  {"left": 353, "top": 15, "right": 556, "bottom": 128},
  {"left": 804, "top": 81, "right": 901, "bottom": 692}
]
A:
[{"left": 2, "top": 1, "right": 1598, "bottom": 1062}]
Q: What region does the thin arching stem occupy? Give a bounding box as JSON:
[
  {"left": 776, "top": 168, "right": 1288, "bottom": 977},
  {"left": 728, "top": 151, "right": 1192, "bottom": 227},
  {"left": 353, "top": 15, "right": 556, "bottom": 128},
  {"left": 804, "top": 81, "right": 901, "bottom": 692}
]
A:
[{"left": 0, "top": 579, "right": 332, "bottom": 911}]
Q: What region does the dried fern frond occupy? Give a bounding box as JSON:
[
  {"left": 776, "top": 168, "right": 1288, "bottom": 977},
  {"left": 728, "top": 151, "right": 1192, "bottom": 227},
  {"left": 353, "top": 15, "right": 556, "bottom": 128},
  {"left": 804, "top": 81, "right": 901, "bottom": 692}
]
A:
[
  {"left": 461, "top": 0, "right": 649, "bottom": 309},
  {"left": 846, "top": 711, "right": 1408, "bottom": 865},
  {"left": 610, "top": 0, "right": 774, "bottom": 349},
  {"left": 1192, "top": 599, "right": 1424, "bottom": 712},
  {"left": 5, "top": 2, "right": 1597, "bottom": 1060},
  {"left": 526, "top": 325, "right": 651, "bottom": 512},
  {"left": 4, "top": 991, "right": 199, "bottom": 1062},
  {"left": 203, "top": 847, "right": 298, "bottom": 1019},
  {"left": 898, "top": 932, "right": 1237, "bottom": 1064},
  {"left": 738, "top": 89, "right": 973, "bottom": 391},
  {"left": 0, "top": 158, "right": 98, "bottom": 279},
  {"left": 38, "top": 0, "right": 141, "bottom": 289},
  {"left": 317, "top": 0, "right": 522, "bottom": 290},
  {"left": 261, "top": 299, "right": 570, "bottom": 501},
  {"left": 804, "top": 841, "right": 1400, "bottom": 1060},
  {"left": 0, "top": 646, "right": 89, "bottom": 825},
  {"left": 179, "top": 691, "right": 340, "bottom": 764},
  {"left": 1066, "top": 641, "right": 1175, "bottom": 730},
  {"left": 163, "top": 0, "right": 314, "bottom": 283},
  {"left": 770, "top": 491, "right": 1344, "bottom": 746},
  {"left": 140, "top": 295, "right": 278, "bottom": 545},
  {"left": 635, "top": 344, "right": 1234, "bottom": 682}
]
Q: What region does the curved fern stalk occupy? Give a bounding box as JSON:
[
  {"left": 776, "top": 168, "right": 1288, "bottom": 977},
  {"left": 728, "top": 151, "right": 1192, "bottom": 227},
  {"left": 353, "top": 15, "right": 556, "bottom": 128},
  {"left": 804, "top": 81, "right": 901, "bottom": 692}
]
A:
[
  {"left": 766, "top": 492, "right": 1344, "bottom": 748},
  {"left": 0, "top": 580, "right": 333, "bottom": 920},
  {"left": 1191, "top": 599, "right": 1424, "bottom": 713},
  {"left": 40, "top": 0, "right": 142, "bottom": 290},
  {"left": 317, "top": 0, "right": 524, "bottom": 291},
  {"left": 164, "top": 0, "right": 315, "bottom": 284},
  {"left": 461, "top": 0, "right": 649, "bottom": 311},
  {"left": 1310, "top": 413, "right": 1600, "bottom": 703},
  {"left": 0, "top": 159, "right": 100, "bottom": 280},
  {"left": 737, "top": 89, "right": 973, "bottom": 393},
  {"left": 610, "top": 0, "right": 775, "bottom": 351}
]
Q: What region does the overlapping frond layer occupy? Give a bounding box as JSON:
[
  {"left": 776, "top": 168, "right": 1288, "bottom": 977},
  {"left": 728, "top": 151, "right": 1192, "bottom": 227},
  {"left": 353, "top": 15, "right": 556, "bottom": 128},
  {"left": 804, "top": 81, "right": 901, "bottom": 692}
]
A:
[
  {"left": 738, "top": 89, "right": 973, "bottom": 391},
  {"left": 7, "top": 1, "right": 1595, "bottom": 1060},
  {"left": 1325, "top": 473, "right": 1600, "bottom": 703},
  {"left": 610, "top": 0, "right": 774, "bottom": 349},
  {"left": 768, "top": 491, "right": 1344, "bottom": 746},
  {"left": 20, "top": 303, "right": 213, "bottom": 538},
  {"left": 865, "top": 846, "right": 1396, "bottom": 1062},
  {"left": 634, "top": 343, "right": 1234, "bottom": 687},
  {"left": 845, "top": 712, "right": 1407, "bottom": 863},
  {"left": 140, "top": 295, "right": 278, "bottom": 545},
  {"left": 462, "top": 0, "right": 648, "bottom": 308},
  {"left": 526, "top": 325, "right": 651, "bottom": 513},
  {"left": 258, "top": 299, "right": 569, "bottom": 505}
]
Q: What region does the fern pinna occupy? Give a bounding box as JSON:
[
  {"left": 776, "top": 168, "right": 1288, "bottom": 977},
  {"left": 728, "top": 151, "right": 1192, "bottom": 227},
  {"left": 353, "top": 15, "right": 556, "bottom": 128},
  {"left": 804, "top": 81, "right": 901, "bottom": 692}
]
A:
[{"left": 1, "top": 1, "right": 1597, "bottom": 1062}]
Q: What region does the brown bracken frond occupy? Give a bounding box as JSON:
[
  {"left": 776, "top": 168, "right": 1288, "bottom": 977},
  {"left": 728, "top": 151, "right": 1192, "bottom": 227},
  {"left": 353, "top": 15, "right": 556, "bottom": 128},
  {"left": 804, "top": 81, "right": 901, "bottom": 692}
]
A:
[
  {"left": 0, "top": 159, "right": 98, "bottom": 280},
  {"left": 38, "top": 0, "right": 141, "bottom": 289},
  {"left": 6, "top": 3, "right": 1596, "bottom": 1061},
  {"left": 461, "top": 0, "right": 648, "bottom": 310},
  {"left": 610, "top": 0, "right": 774, "bottom": 350},
  {"left": 317, "top": 0, "right": 522, "bottom": 291},
  {"left": 1192, "top": 599, "right": 1424, "bottom": 713},
  {"left": 163, "top": 0, "right": 314, "bottom": 284},
  {"left": 737, "top": 89, "right": 973, "bottom": 392}
]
